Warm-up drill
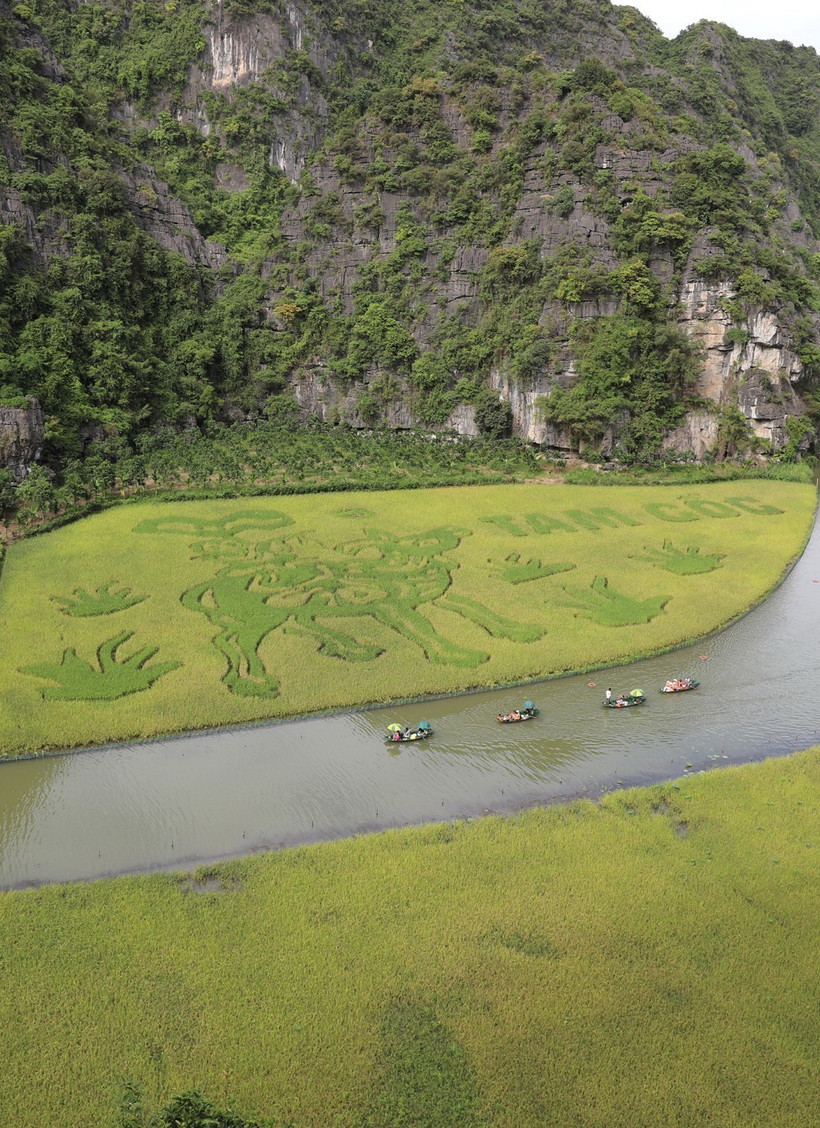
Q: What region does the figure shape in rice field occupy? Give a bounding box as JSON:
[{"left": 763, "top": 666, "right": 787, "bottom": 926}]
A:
[
  {"left": 494, "top": 553, "right": 575, "bottom": 585},
  {"left": 633, "top": 541, "right": 725, "bottom": 575},
  {"left": 134, "top": 512, "right": 544, "bottom": 698},
  {"left": 20, "top": 631, "right": 181, "bottom": 700},
  {"left": 52, "top": 580, "right": 148, "bottom": 617},
  {"left": 560, "top": 576, "right": 669, "bottom": 627}
]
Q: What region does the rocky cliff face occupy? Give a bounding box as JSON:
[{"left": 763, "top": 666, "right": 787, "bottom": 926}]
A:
[
  {"left": 0, "top": 400, "right": 45, "bottom": 480},
  {"left": 184, "top": 4, "right": 334, "bottom": 184},
  {"left": 124, "top": 167, "right": 228, "bottom": 269},
  {"left": 671, "top": 280, "right": 806, "bottom": 454},
  {"left": 2, "top": 0, "right": 818, "bottom": 464},
  {"left": 171, "top": 13, "right": 810, "bottom": 457}
]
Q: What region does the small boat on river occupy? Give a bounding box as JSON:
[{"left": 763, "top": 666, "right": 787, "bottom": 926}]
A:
[
  {"left": 385, "top": 721, "right": 433, "bottom": 743},
  {"left": 603, "top": 690, "right": 646, "bottom": 709},
  {"left": 498, "top": 701, "right": 539, "bottom": 723},
  {"left": 660, "top": 678, "right": 699, "bottom": 693}
]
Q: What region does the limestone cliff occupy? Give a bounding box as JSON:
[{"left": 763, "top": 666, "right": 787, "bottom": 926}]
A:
[
  {"left": 1, "top": 0, "right": 818, "bottom": 463},
  {"left": 157, "top": 0, "right": 818, "bottom": 456},
  {"left": 0, "top": 400, "right": 45, "bottom": 480},
  {"left": 670, "top": 280, "right": 806, "bottom": 455}
]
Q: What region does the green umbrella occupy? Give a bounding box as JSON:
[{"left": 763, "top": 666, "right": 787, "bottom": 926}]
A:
[{"left": 387, "top": 724, "right": 404, "bottom": 732}]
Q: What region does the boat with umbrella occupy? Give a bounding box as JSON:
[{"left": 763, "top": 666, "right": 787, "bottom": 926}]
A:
[
  {"left": 498, "top": 700, "right": 539, "bottom": 723},
  {"left": 603, "top": 689, "right": 646, "bottom": 708},
  {"left": 385, "top": 721, "right": 433, "bottom": 743}
]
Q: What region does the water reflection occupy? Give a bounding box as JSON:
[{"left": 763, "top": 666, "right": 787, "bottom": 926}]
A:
[
  {"left": 0, "top": 755, "right": 64, "bottom": 883},
  {"left": 2, "top": 510, "right": 820, "bottom": 888}
]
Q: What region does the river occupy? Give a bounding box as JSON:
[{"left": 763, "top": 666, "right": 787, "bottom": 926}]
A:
[{"left": 2, "top": 505, "right": 820, "bottom": 889}]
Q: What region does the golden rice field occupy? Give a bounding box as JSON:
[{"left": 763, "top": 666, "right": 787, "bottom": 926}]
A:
[
  {"left": 0, "top": 480, "right": 814, "bottom": 757},
  {"left": 2, "top": 746, "right": 820, "bottom": 1127}
]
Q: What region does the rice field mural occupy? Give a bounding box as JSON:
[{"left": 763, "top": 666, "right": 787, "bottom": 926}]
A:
[
  {"left": 52, "top": 581, "right": 148, "bottom": 617},
  {"left": 560, "top": 576, "right": 670, "bottom": 627},
  {"left": 0, "top": 481, "right": 813, "bottom": 757},
  {"left": 20, "top": 630, "right": 181, "bottom": 701},
  {"left": 134, "top": 514, "right": 547, "bottom": 698},
  {"left": 634, "top": 542, "right": 725, "bottom": 574}
]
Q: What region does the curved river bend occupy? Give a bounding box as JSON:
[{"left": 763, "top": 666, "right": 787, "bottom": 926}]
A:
[{"left": 3, "top": 509, "right": 820, "bottom": 889}]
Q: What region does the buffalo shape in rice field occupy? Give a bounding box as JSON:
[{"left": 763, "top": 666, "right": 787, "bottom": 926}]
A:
[{"left": 135, "top": 513, "right": 544, "bottom": 699}]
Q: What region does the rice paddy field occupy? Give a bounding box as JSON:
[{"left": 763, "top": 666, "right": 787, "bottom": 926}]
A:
[
  {"left": 0, "top": 480, "right": 814, "bottom": 758},
  {"left": 2, "top": 746, "right": 820, "bottom": 1126}
]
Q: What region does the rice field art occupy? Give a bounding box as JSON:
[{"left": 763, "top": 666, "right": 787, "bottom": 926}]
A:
[{"left": 0, "top": 480, "right": 813, "bottom": 758}]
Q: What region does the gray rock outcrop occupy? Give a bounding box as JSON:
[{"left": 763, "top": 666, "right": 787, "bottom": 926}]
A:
[{"left": 0, "top": 399, "right": 45, "bottom": 480}]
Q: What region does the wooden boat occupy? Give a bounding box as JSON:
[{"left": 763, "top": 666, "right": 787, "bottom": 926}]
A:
[
  {"left": 660, "top": 679, "right": 699, "bottom": 693},
  {"left": 603, "top": 692, "right": 646, "bottom": 709},
  {"left": 498, "top": 708, "right": 539, "bottom": 723},
  {"left": 385, "top": 723, "right": 433, "bottom": 743}
]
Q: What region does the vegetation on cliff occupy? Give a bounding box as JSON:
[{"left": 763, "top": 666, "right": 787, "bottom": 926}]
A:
[{"left": 0, "top": 0, "right": 819, "bottom": 481}]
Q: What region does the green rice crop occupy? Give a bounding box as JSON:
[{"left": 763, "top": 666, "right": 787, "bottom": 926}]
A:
[
  {"left": 563, "top": 460, "right": 817, "bottom": 486},
  {"left": 2, "top": 746, "right": 820, "bottom": 1126},
  {"left": 0, "top": 480, "right": 813, "bottom": 757}
]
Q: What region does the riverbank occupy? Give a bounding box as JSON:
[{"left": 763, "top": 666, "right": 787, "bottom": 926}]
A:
[
  {"left": 0, "top": 479, "right": 814, "bottom": 759},
  {"left": 2, "top": 745, "right": 819, "bottom": 1127}
]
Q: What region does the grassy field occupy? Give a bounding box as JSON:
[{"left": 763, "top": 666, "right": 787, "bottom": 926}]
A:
[
  {"left": 1, "top": 746, "right": 819, "bottom": 1126},
  {"left": 0, "top": 480, "right": 814, "bottom": 757}
]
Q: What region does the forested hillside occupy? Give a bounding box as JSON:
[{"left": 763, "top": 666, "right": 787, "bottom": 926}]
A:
[{"left": 1, "top": 0, "right": 820, "bottom": 484}]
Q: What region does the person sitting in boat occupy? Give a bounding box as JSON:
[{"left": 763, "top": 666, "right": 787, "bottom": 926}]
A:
[
  {"left": 616, "top": 695, "right": 628, "bottom": 706},
  {"left": 664, "top": 680, "right": 675, "bottom": 691}
]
